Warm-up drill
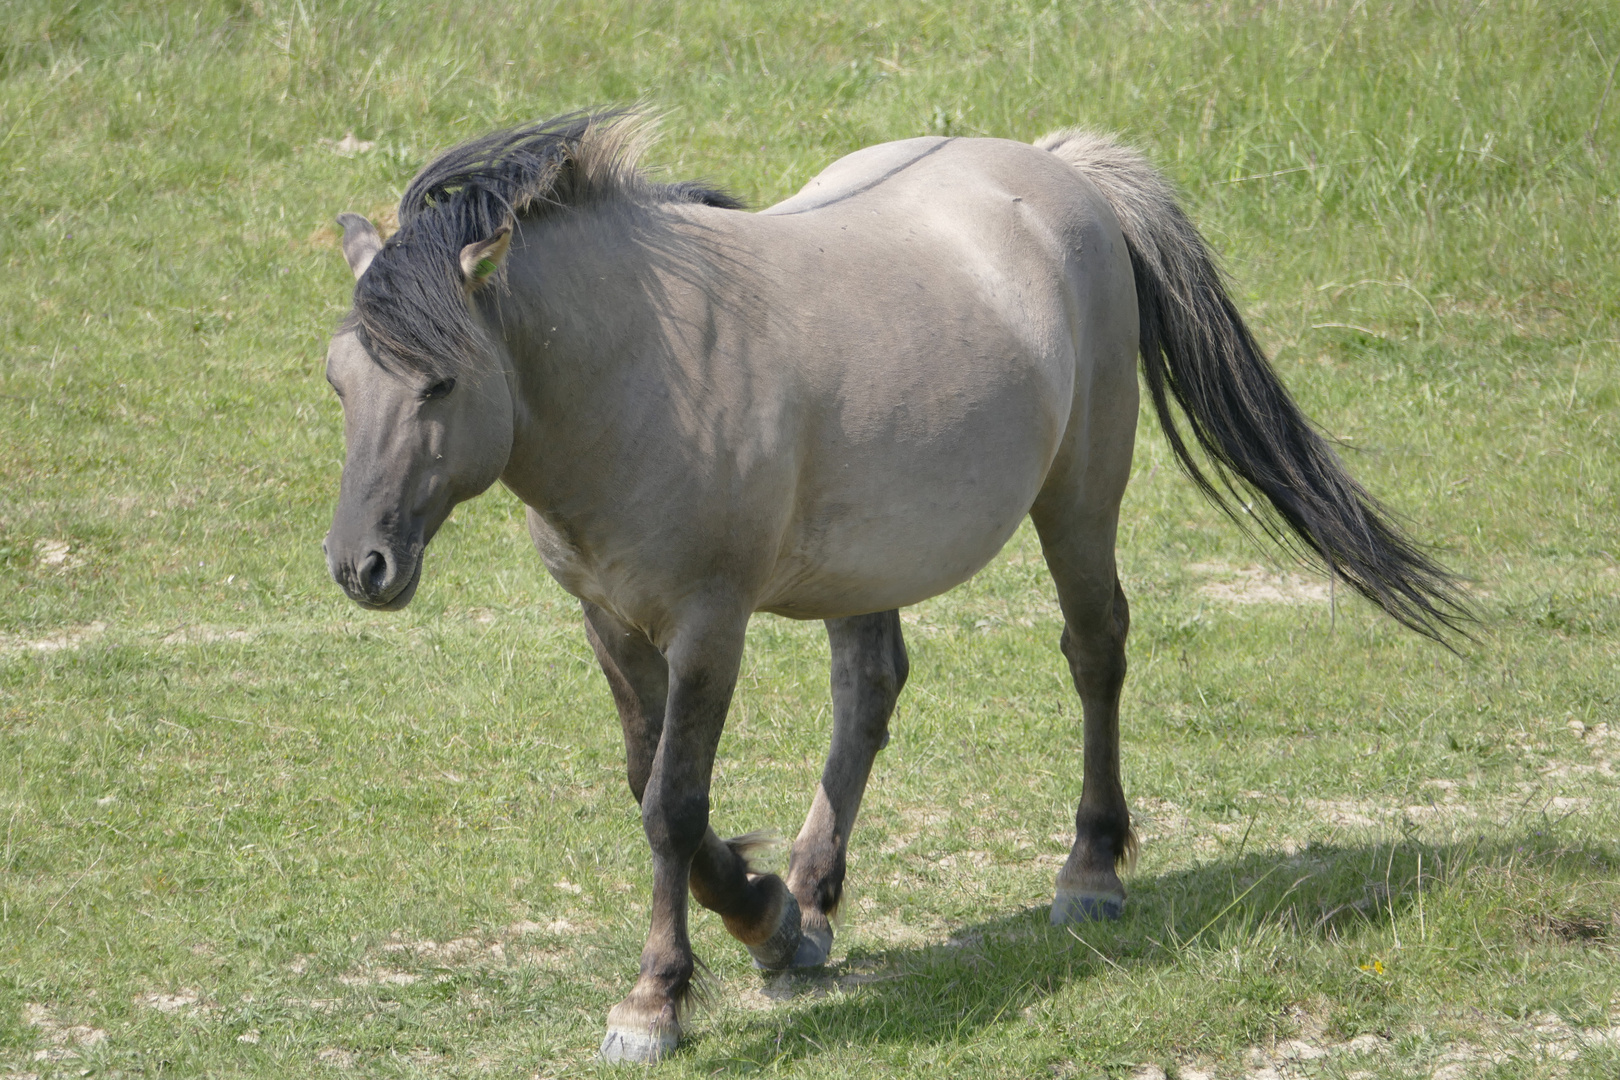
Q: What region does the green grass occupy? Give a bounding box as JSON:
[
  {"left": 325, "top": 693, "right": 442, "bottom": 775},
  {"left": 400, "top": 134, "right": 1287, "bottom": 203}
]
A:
[{"left": 3, "top": 0, "right": 1618, "bottom": 1075}]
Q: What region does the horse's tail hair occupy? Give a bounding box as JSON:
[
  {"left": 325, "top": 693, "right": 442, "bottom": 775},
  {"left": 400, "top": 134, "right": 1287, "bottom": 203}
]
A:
[
  {"left": 723, "top": 830, "right": 783, "bottom": 875},
  {"left": 1036, "top": 129, "right": 1471, "bottom": 643}
]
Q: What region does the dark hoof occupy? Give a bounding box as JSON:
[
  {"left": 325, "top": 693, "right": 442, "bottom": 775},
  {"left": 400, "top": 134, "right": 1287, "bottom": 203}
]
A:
[
  {"left": 1050, "top": 891, "right": 1124, "bottom": 924},
  {"left": 747, "top": 890, "right": 805, "bottom": 970},
  {"left": 789, "top": 924, "right": 832, "bottom": 968}
]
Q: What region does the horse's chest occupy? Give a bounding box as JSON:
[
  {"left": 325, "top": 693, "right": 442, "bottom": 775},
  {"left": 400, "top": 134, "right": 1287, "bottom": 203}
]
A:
[{"left": 524, "top": 506, "right": 611, "bottom": 608}]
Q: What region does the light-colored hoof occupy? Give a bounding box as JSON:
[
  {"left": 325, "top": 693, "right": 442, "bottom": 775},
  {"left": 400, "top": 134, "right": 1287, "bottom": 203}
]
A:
[
  {"left": 746, "top": 890, "right": 805, "bottom": 970},
  {"left": 599, "top": 1022, "right": 679, "bottom": 1065},
  {"left": 1051, "top": 890, "right": 1124, "bottom": 924}
]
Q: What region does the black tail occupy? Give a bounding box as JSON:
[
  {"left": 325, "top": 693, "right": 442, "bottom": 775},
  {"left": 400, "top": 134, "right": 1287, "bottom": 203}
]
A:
[{"left": 1038, "top": 130, "right": 1470, "bottom": 642}]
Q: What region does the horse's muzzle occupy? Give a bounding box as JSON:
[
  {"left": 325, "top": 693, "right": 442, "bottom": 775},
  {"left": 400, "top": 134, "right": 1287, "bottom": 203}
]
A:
[{"left": 324, "top": 535, "right": 423, "bottom": 610}]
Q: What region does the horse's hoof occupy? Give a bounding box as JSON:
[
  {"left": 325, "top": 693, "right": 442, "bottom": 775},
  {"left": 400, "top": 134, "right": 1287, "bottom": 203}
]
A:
[
  {"left": 747, "top": 890, "right": 805, "bottom": 970},
  {"left": 599, "top": 996, "right": 681, "bottom": 1064},
  {"left": 599, "top": 1023, "right": 679, "bottom": 1065},
  {"left": 789, "top": 924, "right": 833, "bottom": 968},
  {"left": 1050, "top": 891, "right": 1124, "bottom": 924}
]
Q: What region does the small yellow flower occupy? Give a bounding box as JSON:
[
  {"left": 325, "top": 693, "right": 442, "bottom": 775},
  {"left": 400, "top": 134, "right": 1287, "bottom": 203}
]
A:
[{"left": 1359, "top": 959, "right": 1386, "bottom": 975}]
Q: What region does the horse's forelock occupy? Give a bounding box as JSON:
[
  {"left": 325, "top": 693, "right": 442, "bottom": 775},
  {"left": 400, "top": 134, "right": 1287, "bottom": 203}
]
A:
[{"left": 350, "top": 218, "right": 471, "bottom": 381}]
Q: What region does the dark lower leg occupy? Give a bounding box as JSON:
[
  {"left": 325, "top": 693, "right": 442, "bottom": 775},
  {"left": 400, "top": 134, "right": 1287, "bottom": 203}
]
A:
[
  {"left": 1052, "top": 579, "right": 1133, "bottom": 922},
  {"left": 583, "top": 603, "right": 786, "bottom": 950},
  {"left": 784, "top": 610, "right": 908, "bottom": 963},
  {"left": 689, "top": 831, "right": 798, "bottom": 958},
  {"left": 599, "top": 615, "right": 746, "bottom": 1062},
  {"left": 602, "top": 851, "right": 694, "bottom": 1061}
]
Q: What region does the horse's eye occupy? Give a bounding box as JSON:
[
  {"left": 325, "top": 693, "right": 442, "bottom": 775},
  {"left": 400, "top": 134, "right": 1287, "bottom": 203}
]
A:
[{"left": 423, "top": 378, "right": 456, "bottom": 400}]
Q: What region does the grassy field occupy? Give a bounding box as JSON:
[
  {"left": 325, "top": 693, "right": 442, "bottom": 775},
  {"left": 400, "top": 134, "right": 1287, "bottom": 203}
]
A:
[{"left": 3, "top": 0, "right": 1618, "bottom": 1076}]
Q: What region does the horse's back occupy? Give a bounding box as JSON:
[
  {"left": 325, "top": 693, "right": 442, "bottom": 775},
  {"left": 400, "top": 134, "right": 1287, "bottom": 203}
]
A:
[
  {"left": 759, "top": 136, "right": 957, "bottom": 218},
  {"left": 708, "top": 137, "right": 1139, "bottom": 619}
]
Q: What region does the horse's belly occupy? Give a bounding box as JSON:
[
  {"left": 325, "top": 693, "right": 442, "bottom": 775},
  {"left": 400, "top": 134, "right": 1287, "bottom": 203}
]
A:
[
  {"left": 758, "top": 528, "right": 1018, "bottom": 620},
  {"left": 756, "top": 439, "right": 1051, "bottom": 620}
]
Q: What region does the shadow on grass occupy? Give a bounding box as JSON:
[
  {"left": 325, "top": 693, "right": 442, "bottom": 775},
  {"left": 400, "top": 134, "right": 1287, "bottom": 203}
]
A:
[{"left": 695, "top": 830, "right": 1620, "bottom": 1069}]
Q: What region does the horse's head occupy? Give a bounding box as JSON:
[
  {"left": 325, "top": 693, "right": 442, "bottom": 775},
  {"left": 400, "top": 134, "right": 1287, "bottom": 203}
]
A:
[{"left": 322, "top": 212, "right": 515, "bottom": 610}]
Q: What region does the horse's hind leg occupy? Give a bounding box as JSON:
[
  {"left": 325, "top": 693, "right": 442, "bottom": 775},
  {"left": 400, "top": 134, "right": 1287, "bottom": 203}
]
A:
[
  {"left": 1029, "top": 502, "right": 1134, "bottom": 923},
  {"left": 783, "top": 610, "right": 908, "bottom": 967},
  {"left": 580, "top": 603, "right": 804, "bottom": 977}
]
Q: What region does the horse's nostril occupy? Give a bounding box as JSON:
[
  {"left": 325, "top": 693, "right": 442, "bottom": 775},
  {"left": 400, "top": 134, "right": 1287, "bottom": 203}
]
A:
[{"left": 360, "top": 550, "right": 389, "bottom": 594}]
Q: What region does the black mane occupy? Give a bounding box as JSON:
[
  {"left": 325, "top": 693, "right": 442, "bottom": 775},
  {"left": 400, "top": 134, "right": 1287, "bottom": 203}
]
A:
[{"left": 350, "top": 110, "right": 742, "bottom": 379}]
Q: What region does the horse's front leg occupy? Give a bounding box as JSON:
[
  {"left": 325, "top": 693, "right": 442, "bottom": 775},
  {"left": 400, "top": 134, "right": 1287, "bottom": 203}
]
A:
[
  {"left": 582, "top": 602, "right": 804, "bottom": 979},
  {"left": 782, "top": 610, "right": 908, "bottom": 967},
  {"left": 592, "top": 607, "right": 760, "bottom": 1063}
]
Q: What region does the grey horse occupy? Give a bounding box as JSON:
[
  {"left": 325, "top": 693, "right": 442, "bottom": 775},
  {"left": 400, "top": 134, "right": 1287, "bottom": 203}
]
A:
[{"left": 321, "top": 112, "right": 1464, "bottom": 1063}]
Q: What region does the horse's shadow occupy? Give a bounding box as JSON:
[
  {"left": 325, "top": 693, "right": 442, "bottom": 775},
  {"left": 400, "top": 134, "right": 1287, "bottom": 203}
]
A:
[{"left": 696, "top": 831, "right": 1618, "bottom": 1066}]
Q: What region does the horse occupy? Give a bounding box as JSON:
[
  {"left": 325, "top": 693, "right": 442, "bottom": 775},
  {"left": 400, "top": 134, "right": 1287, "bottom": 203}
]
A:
[{"left": 321, "top": 111, "right": 1465, "bottom": 1063}]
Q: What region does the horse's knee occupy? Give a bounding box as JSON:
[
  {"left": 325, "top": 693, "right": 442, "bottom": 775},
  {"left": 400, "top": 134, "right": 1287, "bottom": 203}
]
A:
[
  {"left": 869, "top": 655, "right": 904, "bottom": 713},
  {"left": 872, "top": 620, "right": 910, "bottom": 709},
  {"left": 1111, "top": 579, "right": 1130, "bottom": 638},
  {"left": 625, "top": 763, "right": 651, "bottom": 805},
  {"left": 640, "top": 787, "right": 708, "bottom": 857},
  {"left": 890, "top": 636, "right": 910, "bottom": 696},
  {"left": 1061, "top": 582, "right": 1129, "bottom": 647}
]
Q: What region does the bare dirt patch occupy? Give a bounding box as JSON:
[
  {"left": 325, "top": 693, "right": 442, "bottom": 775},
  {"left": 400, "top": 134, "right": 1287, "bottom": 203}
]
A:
[
  {"left": 1212, "top": 1011, "right": 1620, "bottom": 1079},
  {"left": 161, "top": 625, "right": 255, "bottom": 646},
  {"left": 331, "top": 922, "right": 595, "bottom": 988},
  {"left": 1300, "top": 798, "right": 1381, "bottom": 829},
  {"left": 504, "top": 919, "right": 546, "bottom": 936},
  {"left": 380, "top": 935, "right": 492, "bottom": 964},
  {"left": 1225, "top": 1030, "right": 1391, "bottom": 1079},
  {"left": 337, "top": 969, "right": 421, "bottom": 987},
  {"left": 316, "top": 1046, "right": 357, "bottom": 1068},
  {"left": 740, "top": 955, "right": 905, "bottom": 1009},
  {"left": 319, "top": 133, "right": 375, "bottom": 156},
  {"left": 132, "top": 990, "right": 213, "bottom": 1017},
  {"left": 34, "top": 538, "right": 83, "bottom": 571},
  {"left": 0, "top": 621, "right": 107, "bottom": 655},
  {"left": 1191, "top": 562, "right": 1331, "bottom": 605},
  {"left": 850, "top": 913, "right": 931, "bottom": 949},
  {"left": 1131, "top": 796, "right": 1194, "bottom": 842},
  {"left": 22, "top": 1003, "right": 107, "bottom": 1063}
]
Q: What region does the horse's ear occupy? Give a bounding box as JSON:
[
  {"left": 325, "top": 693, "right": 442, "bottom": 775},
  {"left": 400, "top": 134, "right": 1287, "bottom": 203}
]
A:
[
  {"left": 336, "top": 213, "right": 382, "bottom": 280},
  {"left": 459, "top": 223, "right": 512, "bottom": 289}
]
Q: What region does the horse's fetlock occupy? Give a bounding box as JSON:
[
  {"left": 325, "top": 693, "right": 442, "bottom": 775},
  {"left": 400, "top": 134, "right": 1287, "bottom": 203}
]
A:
[
  {"left": 1074, "top": 804, "right": 1132, "bottom": 862},
  {"left": 638, "top": 954, "right": 695, "bottom": 991},
  {"left": 815, "top": 875, "right": 843, "bottom": 915},
  {"left": 786, "top": 844, "right": 846, "bottom": 920}
]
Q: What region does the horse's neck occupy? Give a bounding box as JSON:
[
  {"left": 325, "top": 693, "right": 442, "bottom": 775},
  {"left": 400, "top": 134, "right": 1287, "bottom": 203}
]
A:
[{"left": 492, "top": 203, "right": 689, "bottom": 505}]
